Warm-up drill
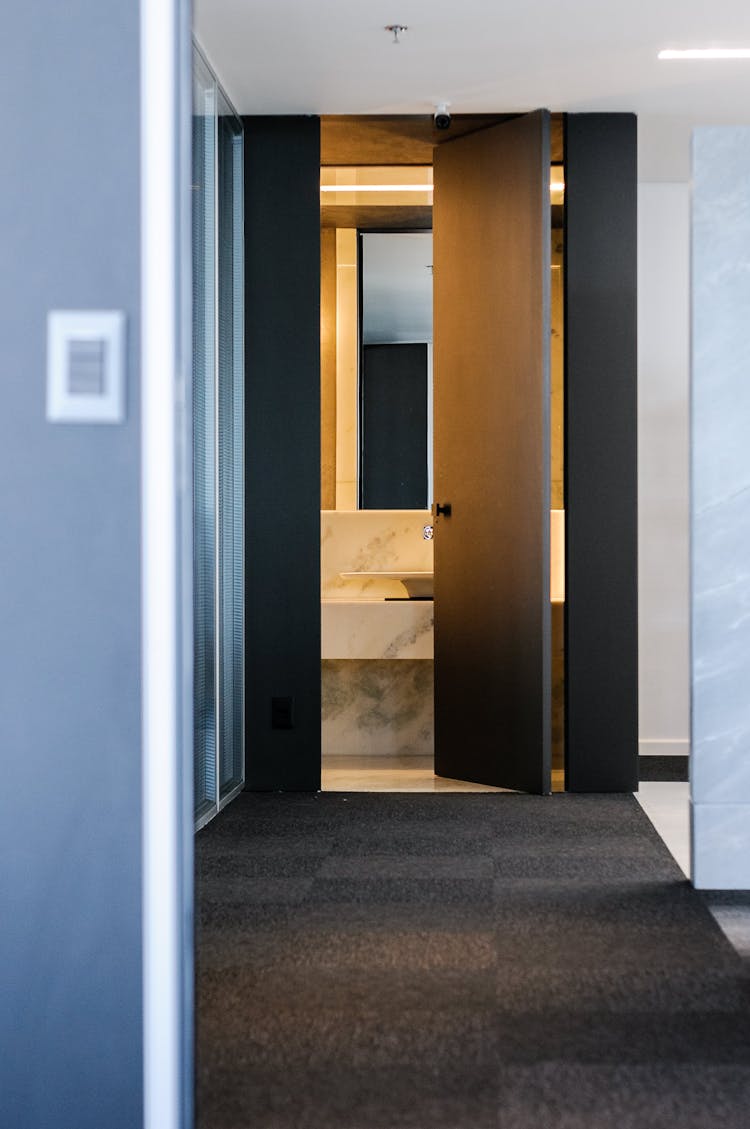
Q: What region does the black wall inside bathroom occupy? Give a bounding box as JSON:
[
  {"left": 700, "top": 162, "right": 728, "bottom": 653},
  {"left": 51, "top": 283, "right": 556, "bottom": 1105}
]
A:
[
  {"left": 564, "top": 113, "right": 639, "bottom": 792},
  {"left": 360, "top": 343, "right": 429, "bottom": 509},
  {"left": 242, "top": 116, "right": 321, "bottom": 790}
]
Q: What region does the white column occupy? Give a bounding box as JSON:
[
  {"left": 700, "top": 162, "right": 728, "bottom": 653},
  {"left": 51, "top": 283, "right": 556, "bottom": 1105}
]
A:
[
  {"left": 691, "top": 127, "right": 750, "bottom": 889},
  {"left": 637, "top": 182, "right": 691, "bottom": 760},
  {"left": 141, "top": 0, "right": 194, "bottom": 1124}
]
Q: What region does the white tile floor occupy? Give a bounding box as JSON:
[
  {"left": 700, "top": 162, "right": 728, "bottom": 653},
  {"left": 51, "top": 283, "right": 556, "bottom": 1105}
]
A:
[
  {"left": 321, "top": 755, "right": 565, "bottom": 793},
  {"left": 636, "top": 780, "right": 691, "bottom": 878},
  {"left": 322, "top": 754, "right": 507, "bottom": 792}
]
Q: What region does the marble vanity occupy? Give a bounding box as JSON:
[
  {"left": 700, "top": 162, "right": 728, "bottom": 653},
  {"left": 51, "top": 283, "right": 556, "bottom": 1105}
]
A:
[
  {"left": 322, "top": 599, "right": 433, "bottom": 660},
  {"left": 322, "top": 510, "right": 434, "bottom": 756},
  {"left": 321, "top": 508, "right": 435, "bottom": 661},
  {"left": 321, "top": 508, "right": 566, "bottom": 759}
]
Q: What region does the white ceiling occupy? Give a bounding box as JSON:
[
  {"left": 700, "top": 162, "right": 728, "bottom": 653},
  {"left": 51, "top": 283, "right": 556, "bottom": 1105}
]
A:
[{"left": 195, "top": 0, "right": 750, "bottom": 119}]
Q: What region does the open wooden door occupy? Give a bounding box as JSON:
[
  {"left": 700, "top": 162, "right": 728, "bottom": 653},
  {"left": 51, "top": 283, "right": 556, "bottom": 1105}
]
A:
[{"left": 432, "top": 111, "right": 551, "bottom": 793}]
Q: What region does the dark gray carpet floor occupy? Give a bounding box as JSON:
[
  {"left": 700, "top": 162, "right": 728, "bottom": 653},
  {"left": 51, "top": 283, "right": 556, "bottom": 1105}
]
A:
[{"left": 195, "top": 793, "right": 750, "bottom": 1129}]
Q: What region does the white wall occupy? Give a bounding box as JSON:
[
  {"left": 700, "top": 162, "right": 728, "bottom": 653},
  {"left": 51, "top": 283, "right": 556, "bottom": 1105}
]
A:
[
  {"left": 637, "top": 113, "right": 750, "bottom": 760},
  {"left": 637, "top": 179, "right": 690, "bottom": 757},
  {"left": 636, "top": 115, "right": 708, "bottom": 760}
]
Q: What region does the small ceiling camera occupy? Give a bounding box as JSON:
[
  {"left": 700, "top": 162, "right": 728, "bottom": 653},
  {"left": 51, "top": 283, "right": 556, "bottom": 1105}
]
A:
[{"left": 434, "top": 103, "right": 451, "bottom": 130}]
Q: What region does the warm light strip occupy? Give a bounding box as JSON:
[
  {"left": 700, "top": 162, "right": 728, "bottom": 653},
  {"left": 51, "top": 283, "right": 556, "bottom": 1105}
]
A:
[
  {"left": 320, "top": 184, "right": 434, "bottom": 192},
  {"left": 659, "top": 48, "right": 750, "bottom": 59},
  {"left": 321, "top": 182, "right": 565, "bottom": 193}
]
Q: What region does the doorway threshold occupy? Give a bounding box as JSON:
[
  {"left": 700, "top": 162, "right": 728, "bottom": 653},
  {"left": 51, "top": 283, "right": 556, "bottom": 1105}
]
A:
[{"left": 322, "top": 753, "right": 510, "bottom": 792}]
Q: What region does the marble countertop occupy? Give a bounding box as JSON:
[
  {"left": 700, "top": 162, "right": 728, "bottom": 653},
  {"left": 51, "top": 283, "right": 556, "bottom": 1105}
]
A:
[
  {"left": 324, "top": 597, "right": 562, "bottom": 604},
  {"left": 322, "top": 597, "right": 433, "bottom": 604}
]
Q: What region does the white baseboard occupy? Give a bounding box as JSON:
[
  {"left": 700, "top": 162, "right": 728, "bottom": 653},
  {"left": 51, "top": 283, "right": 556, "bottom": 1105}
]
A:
[{"left": 639, "top": 738, "right": 691, "bottom": 757}]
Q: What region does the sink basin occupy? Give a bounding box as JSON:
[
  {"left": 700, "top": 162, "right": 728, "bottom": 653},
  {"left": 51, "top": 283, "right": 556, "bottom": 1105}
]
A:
[{"left": 339, "top": 571, "right": 434, "bottom": 599}]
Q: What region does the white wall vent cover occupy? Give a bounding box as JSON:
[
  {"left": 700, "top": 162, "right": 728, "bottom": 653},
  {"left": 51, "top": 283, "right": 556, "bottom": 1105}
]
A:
[{"left": 47, "top": 310, "right": 126, "bottom": 423}]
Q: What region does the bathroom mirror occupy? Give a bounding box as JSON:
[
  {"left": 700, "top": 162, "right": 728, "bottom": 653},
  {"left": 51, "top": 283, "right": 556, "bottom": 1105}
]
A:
[
  {"left": 319, "top": 162, "right": 563, "bottom": 513},
  {"left": 319, "top": 164, "right": 434, "bottom": 512},
  {"left": 359, "top": 231, "right": 433, "bottom": 509}
]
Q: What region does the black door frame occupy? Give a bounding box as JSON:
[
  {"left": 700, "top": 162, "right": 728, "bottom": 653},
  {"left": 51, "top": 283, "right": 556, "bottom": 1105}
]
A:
[
  {"left": 241, "top": 112, "right": 638, "bottom": 794},
  {"left": 564, "top": 113, "right": 638, "bottom": 791}
]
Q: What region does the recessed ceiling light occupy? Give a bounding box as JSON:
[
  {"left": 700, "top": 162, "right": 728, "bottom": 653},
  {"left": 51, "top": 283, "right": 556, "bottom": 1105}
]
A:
[{"left": 658, "top": 48, "right": 750, "bottom": 60}]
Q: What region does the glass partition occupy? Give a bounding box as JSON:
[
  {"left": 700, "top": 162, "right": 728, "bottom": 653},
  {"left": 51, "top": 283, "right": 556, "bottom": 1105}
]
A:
[
  {"left": 192, "top": 49, "right": 217, "bottom": 826},
  {"left": 216, "top": 88, "right": 245, "bottom": 801},
  {"left": 192, "top": 45, "right": 245, "bottom": 829}
]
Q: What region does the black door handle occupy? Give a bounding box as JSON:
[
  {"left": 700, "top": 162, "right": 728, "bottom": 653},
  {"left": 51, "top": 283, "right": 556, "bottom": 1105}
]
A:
[{"left": 435, "top": 502, "right": 452, "bottom": 517}]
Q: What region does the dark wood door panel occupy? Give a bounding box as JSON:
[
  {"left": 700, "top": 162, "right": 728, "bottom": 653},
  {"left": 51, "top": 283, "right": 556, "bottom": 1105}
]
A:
[{"left": 433, "top": 111, "right": 551, "bottom": 793}]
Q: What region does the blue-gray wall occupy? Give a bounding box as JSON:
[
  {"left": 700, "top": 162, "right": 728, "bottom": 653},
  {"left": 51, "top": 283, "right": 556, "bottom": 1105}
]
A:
[
  {"left": 0, "top": 4, "right": 143, "bottom": 1125},
  {"left": 691, "top": 127, "right": 750, "bottom": 890}
]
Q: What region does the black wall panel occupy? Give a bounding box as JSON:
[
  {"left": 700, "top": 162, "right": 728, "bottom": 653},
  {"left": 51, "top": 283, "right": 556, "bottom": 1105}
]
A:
[
  {"left": 361, "top": 343, "right": 429, "bottom": 509},
  {"left": 564, "top": 113, "right": 639, "bottom": 792},
  {"left": 242, "top": 116, "right": 321, "bottom": 790}
]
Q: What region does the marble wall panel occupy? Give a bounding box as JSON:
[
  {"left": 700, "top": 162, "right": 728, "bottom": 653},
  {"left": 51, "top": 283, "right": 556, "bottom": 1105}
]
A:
[
  {"left": 691, "top": 804, "right": 750, "bottom": 890},
  {"left": 321, "top": 509, "right": 433, "bottom": 600},
  {"left": 322, "top": 659, "right": 434, "bottom": 756},
  {"left": 691, "top": 127, "right": 750, "bottom": 888}
]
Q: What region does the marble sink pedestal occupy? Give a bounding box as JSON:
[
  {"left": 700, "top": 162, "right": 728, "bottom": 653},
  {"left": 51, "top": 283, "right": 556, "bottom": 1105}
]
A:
[
  {"left": 322, "top": 598, "right": 434, "bottom": 757},
  {"left": 321, "top": 511, "right": 436, "bottom": 759}
]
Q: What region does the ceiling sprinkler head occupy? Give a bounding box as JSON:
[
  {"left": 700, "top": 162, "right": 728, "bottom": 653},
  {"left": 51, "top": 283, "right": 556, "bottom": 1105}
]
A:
[{"left": 385, "top": 24, "right": 408, "bottom": 44}]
